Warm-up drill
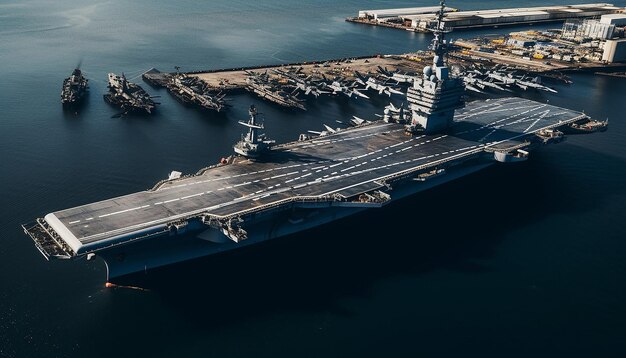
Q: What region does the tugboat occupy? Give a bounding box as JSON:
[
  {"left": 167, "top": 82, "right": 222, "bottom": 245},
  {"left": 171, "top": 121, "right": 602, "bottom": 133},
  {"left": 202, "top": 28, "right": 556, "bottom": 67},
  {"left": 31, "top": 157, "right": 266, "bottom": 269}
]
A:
[
  {"left": 564, "top": 117, "right": 609, "bottom": 134},
  {"left": 104, "top": 73, "right": 157, "bottom": 114},
  {"left": 61, "top": 68, "right": 88, "bottom": 106},
  {"left": 233, "top": 105, "right": 274, "bottom": 158}
]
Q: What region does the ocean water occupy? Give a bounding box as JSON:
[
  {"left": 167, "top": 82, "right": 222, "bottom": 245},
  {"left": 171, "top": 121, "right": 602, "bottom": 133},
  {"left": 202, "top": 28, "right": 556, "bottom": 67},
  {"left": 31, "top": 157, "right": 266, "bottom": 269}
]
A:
[{"left": 1, "top": 0, "right": 625, "bottom": 357}]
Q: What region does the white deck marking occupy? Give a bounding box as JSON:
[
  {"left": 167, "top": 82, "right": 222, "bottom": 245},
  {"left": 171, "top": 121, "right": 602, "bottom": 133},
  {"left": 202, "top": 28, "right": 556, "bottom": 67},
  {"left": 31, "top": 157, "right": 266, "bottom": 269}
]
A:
[
  {"left": 181, "top": 193, "right": 204, "bottom": 200},
  {"left": 98, "top": 205, "right": 147, "bottom": 218}
]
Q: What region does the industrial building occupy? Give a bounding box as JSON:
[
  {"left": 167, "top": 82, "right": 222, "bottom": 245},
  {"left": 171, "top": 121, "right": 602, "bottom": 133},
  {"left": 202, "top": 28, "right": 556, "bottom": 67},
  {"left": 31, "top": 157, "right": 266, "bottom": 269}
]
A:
[
  {"left": 351, "top": 4, "right": 625, "bottom": 32},
  {"left": 600, "top": 13, "right": 626, "bottom": 26},
  {"left": 578, "top": 19, "right": 615, "bottom": 39},
  {"left": 562, "top": 13, "right": 626, "bottom": 40},
  {"left": 603, "top": 38, "right": 626, "bottom": 62},
  {"left": 357, "top": 6, "right": 456, "bottom": 22},
  {"left": 409, "top": 4, "right": 624, "bottom": 30}
]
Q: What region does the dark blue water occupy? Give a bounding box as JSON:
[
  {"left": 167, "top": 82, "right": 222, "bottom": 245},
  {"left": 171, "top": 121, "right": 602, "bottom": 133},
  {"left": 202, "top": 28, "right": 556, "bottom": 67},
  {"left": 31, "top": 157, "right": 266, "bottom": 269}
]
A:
[{"left": 1, "top": 1, "right": 626, "bottom": 357}]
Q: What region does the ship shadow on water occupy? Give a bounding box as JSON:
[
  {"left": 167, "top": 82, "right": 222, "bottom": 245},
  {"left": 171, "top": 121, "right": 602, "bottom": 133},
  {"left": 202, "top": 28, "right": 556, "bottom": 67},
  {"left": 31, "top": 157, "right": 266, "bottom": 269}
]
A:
[
  {"left": 163, "top": 104, "right": 231, "bottom": 127},
  {"left": 112, "top": 144, "right": 622, "bottom": 330},
  {"left": 61, "top": 94, "right": 91, "bottom": 118}
]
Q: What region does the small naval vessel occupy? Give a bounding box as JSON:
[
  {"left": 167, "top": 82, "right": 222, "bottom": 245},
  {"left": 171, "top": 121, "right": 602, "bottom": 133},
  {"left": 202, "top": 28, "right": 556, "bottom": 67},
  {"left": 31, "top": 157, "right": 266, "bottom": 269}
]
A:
[
  {"left": 167, "top": 73, "right": 228, "bottom": 112},
  {"left": 104, "top": 73, "right": 157, "bottom": 114},
  {"left": 245, "top": 71, "right": 306, "bottom": 110},
  {"left": 23, "top": 1, "right": 607, "bottom": 282},
  {"left": 61, "top": 68, "right": 88, "bottom": 106}
]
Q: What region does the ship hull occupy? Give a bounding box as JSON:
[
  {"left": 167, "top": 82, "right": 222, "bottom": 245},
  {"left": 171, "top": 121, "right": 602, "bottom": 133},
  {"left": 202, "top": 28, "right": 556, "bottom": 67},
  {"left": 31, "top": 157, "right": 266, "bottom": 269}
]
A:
[{"left": 103, "top": 93, "right": 154, "bottom": 114}]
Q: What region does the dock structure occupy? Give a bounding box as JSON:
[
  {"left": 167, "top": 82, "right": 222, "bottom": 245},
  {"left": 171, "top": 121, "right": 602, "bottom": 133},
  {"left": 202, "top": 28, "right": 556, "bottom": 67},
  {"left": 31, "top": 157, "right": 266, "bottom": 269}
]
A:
[
  {"left": 190, "top": 57, "right": 418, "bottom": 91},
  {"left": 142, "top": 53, "right": 620, "bottom": 115},
  {"left": 357, "top": 6, "right": 457, "bottom": 21},
  {"left": 348, "top": 3, "right": 625, "bottom": 32},
  {"left": 144, "top": 57, "right": 419, "bottom": 93},
  {"left": 142, "top": 57, "right": 428, "bottom": 110}
]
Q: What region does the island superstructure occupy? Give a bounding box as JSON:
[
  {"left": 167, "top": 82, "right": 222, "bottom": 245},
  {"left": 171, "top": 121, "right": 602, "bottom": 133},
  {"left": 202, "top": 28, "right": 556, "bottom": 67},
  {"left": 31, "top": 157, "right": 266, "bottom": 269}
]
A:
[
  {"left": 233, "top": 105, "right": 275, "bottom": 157},
  {"left": 24, "top": 1, "right": 606, "bottom": 282}
]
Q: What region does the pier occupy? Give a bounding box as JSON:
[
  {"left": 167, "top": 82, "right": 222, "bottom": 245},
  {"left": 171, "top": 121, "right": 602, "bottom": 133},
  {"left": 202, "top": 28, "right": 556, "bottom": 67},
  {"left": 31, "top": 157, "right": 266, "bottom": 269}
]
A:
[
  {"left": 141, "top": 51, "right": 624, "bottom": 112},
  {"left": 183, "top": 57, "right": 418, "bottom": 90},
  {"left": 143, "top": 56, "right": 427, "bottom": 110}
]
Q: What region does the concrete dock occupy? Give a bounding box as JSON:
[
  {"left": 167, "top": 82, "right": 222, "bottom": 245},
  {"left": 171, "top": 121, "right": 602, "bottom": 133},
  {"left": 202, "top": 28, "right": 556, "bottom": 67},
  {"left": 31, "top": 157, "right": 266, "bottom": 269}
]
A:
[
  {"left": 144, "top": 57, "right": 422, "bottom": 92},
  {"left": 140, "top": 52, "right": 622, "bottom": 110},
  {"left": 142, "top": 56, "right": 429, "bottom": 110},
  {"left": 191, "top": 56, "right": 421, "bottom": 91}
]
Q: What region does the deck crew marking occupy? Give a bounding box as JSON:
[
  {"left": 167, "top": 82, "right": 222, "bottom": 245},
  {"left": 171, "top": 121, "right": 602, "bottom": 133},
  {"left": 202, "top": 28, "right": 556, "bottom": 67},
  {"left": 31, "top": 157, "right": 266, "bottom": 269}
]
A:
[
  {"left": 98, "top": 205, "right": 149, "bottom": 218},
  {"left": 181, "top": 193, "right": 204, "bottom": 200}
]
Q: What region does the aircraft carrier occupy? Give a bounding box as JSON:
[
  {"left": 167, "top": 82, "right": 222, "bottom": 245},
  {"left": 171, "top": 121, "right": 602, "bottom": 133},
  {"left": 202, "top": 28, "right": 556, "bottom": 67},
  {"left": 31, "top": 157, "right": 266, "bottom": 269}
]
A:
[{"left": 23, "top": 1, "right": 605, "bottom": 282}]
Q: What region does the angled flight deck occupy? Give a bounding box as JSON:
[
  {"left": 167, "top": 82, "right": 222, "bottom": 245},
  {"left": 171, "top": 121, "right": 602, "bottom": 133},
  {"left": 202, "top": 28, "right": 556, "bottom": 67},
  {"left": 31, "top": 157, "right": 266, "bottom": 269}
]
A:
[{"left": 40, "top": 97, "right": 585, "bottom": 255}]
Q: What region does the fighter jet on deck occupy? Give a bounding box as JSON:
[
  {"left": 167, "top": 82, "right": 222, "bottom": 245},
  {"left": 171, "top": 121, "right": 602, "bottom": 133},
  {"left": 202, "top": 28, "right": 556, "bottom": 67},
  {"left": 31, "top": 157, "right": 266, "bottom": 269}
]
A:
[
  {"left": 272, "top": 68, "right": 330, "bottom": 98},
  {"left": 377, "top": 66, "right": 415, "bottom": 85},
  {"left": 354, "top": 72, "right": 404, "bottom": 97},
  {"left": 321, "top": 75, "right": 370, "bottom": 99}
]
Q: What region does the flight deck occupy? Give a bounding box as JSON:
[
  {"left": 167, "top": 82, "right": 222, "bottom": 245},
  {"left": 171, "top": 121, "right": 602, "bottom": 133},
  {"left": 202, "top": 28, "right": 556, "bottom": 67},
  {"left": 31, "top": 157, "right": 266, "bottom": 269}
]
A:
[{"left": 33, "top": 97, "right": 586, "bottom": 256}]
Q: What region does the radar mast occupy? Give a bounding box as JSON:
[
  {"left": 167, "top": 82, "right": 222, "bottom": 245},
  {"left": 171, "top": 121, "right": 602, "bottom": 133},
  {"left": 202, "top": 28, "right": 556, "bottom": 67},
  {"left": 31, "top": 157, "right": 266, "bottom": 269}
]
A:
[
  {"left": 405, "top": 0, "right": 465, "bottom": 134},
  {"left": 233, "top": 105, "right": 275, "bottom": 158},
  {"left": 431, "top": 0, "right": 448, "bottom": 68}
]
